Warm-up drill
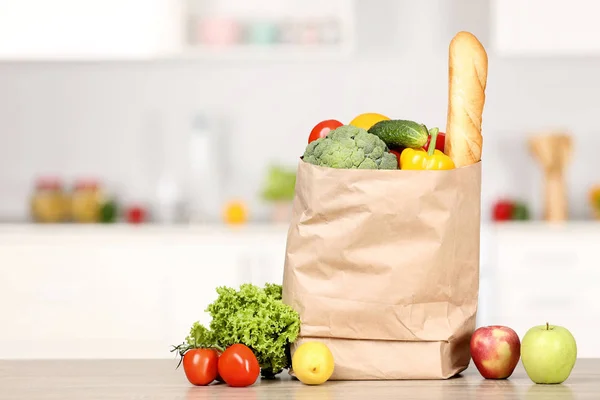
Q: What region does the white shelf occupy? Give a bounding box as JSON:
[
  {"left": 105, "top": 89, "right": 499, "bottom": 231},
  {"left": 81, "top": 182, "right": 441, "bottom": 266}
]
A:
[
  {"left": 173, "top": 44, "right": 352, "bottom": 61},
  {"left": 0, "top": 223, "right": 290, "bottom": 237},
  {"left": 0, "top": 47, "right": 353, "bottom": 63},
  {"left": 489, "top": 220, "right": 600, "bottom": 233}
]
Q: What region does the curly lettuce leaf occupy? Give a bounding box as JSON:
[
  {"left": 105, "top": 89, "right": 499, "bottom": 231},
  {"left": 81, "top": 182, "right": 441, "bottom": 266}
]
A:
[
  {"left": 185, "top": 322, "right": 216, "bottom": 349},
  {"left": 205, "top": 283, "right": 300, "bottom": 377}
]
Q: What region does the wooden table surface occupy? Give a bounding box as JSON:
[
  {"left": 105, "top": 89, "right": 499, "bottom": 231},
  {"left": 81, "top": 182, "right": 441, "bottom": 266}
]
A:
[{"left": 0, "top": 359, "right": 597, "bottom": 399}]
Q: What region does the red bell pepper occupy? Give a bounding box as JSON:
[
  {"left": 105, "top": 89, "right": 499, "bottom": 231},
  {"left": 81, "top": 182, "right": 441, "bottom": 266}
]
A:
[
  {"left": 389, "top": 148, "right": 403, "bottom": 168},
  {"left": 424, "top": 131, "right": 446, "bottom": 152}
]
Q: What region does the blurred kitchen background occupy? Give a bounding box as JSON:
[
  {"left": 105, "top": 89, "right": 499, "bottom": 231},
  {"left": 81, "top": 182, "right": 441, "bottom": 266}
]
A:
[{"left": 2, "top": 0, "right": 600, "bottom": 360}]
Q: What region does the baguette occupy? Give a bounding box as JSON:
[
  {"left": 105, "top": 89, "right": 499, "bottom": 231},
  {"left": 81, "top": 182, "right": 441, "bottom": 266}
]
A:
[{"left": 445, "top": 31, "right": 488, "bottom": 167}]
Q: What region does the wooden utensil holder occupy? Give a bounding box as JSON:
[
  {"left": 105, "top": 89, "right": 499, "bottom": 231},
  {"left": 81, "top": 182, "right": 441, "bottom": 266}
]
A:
[
  {"left": 590, "top": 186, "right": 600, "bottom": 220},
  {"left": 528, "top": 133, "right": 572, "bottom": 222}
]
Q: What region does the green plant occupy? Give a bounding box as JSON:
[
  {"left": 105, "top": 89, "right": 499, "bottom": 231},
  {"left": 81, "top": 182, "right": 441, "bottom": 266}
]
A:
[{"left": 261, "top": 164, "right": 296, "bottom": 202}]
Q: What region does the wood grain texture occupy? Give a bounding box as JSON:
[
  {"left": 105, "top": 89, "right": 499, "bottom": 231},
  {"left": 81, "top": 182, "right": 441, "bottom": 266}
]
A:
[{"left": 0, "top": 359, "right": 598, "bottom": 399}]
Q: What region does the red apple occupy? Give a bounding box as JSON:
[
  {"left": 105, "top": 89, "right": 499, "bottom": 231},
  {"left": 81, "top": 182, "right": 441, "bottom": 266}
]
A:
[{"left": 470, "top": 325, "right": 521, "bottom": 379}]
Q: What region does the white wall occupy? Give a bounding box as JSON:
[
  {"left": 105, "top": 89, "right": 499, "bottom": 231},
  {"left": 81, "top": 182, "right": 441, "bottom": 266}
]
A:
[
  {"left": 2, "top": 56, "right": 600, "bottom": 221},
  {"left": 1, "top": 0, "right": 599, "bottom": 222}
]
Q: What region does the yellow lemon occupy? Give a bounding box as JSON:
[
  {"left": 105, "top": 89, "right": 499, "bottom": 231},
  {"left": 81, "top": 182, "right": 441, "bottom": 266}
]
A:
[
  {"left": 349, "top": 112, "right": 390, "bottom": 131},
  {"left": 223, "top": 200, "right": 248, "bottom": 225},
  {"left": 292, "top": 342, "right": 335, "bottom": 385}
]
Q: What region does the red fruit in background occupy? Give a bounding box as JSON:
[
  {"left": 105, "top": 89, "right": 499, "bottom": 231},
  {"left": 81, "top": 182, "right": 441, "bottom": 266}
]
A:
[
  {"left": 470, "top": 325, "right": 521, "bottom": 379},
  {"left": 308, "top": 119, "right": 344, "bottom": 143},
  {"left": 425, "top": 131, "right": 446, "bottom": 152},
  {"left": 492, "top": 200, "right": 514, "bottom": 221},
  {"left": 126, "top": 205, "right": 147, "bottom": 224}
]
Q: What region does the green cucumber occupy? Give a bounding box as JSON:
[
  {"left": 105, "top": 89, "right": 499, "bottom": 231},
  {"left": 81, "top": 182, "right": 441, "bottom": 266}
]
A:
[{"left": 368, "top": 119, "right": 429, "bottom": 148}]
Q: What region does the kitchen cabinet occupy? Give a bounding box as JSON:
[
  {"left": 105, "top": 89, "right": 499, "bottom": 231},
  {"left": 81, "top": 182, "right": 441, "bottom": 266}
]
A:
[
  {"left": 488, "top": 223, "right": 600, "bottom": 357},
  {"left": 0, "top": 241, "right": 171, "bottom": 358},
  {"left": 0, "top": 223, "right": 493, "bottom": 360},
  {"left": 0, "top": 225, "right": 288, "bottom": 358},
  {"left": 491, "top": 0, "right": 600, "bottom": 56},
  {"left": 0, "top": 0, "right": 183, "bottom": 60}
]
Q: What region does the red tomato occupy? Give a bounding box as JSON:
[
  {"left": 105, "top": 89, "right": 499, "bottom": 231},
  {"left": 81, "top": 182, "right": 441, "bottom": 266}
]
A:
[
  {"left": 492, "top": 200, "right": 515, "bottom": 222},
  {"left": 218, "top": 344, "right": 260, "bottom": 387},
  {"left": 424, "top": 131, "right": 446, "bottom": 152},
  {"left": 214, "top": 350, "right": 225, "bottom": 383},
  {"left": 308, "top": 119, "right": 343, "bottom": 143},
  {"left": 182, "top": 348, "right": 219, "bottom": 386}
]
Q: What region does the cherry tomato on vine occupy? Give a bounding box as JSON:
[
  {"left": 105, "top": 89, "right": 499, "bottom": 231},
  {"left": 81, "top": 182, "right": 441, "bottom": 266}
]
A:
[{"left": 182, "top": 348, "right": 219, "bottom": 386}]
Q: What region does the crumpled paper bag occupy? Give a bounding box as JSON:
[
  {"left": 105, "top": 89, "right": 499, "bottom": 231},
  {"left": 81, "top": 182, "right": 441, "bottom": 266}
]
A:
[{"left": 282, "top": 160, "right": 481, "bottom": 380}]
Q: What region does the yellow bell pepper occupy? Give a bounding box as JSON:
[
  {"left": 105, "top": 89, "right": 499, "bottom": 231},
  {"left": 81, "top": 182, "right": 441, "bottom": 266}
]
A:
[{"left": 399, "top": 128, "right": 455, "bottom": 170}]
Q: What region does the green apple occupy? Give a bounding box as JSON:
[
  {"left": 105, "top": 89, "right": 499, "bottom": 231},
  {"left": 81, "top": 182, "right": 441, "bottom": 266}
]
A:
[{"left": 521, "top": 322, "right": 577, "bottom": 384}]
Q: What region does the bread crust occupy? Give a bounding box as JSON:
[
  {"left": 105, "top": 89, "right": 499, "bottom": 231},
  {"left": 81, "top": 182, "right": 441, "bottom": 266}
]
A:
[{"left": 445, "top": 31, "right": 488, "bottom": 167}]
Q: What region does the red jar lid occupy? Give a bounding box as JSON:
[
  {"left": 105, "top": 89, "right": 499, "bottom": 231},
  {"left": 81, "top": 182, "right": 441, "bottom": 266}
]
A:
[
  {"left": 74, "top": 179, "right": 100, "bottom": 191},
  {"left": 35, "top": 177, "right": 63, "bottom": 191}
]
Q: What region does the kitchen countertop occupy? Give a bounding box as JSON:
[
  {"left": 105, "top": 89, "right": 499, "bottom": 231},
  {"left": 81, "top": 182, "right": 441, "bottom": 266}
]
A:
[
  {"left": 0, "top": 359, "right": 596, "bottom": 399},
  {"left": 0, "top": 222, "right": 291, "bottom": 236}
]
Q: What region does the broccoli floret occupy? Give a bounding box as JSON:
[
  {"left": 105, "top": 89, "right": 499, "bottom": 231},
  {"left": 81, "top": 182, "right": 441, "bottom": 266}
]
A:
[
  {"left": 358, "top": 158, "right": 377, "bottom": 169},
  {"left": 379, "top": 152, "right": 399, "bottom": 170},
  {"left": 303, "top": 125, "right": 399, "bottom": 170}
]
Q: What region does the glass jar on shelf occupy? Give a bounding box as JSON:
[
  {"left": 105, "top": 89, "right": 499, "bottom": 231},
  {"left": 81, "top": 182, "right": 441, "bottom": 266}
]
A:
[
  {"left": 319, "top": 17, "right": 342, "bottom": 46},
  {"left": 70, "top": 179, "right": 104, "bottom": 223},
  {"left": 30, "top": 177, "right": 69, "bottom": 223}
]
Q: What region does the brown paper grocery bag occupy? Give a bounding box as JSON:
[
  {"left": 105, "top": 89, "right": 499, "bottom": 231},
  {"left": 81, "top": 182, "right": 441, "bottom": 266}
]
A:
[{"left": 282, "top": 159, "right": 481, "bottom": 380}]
